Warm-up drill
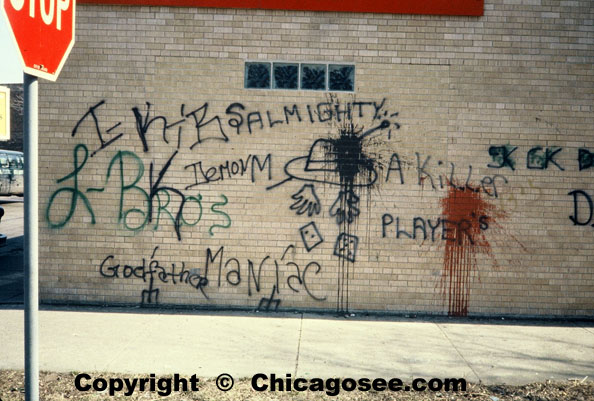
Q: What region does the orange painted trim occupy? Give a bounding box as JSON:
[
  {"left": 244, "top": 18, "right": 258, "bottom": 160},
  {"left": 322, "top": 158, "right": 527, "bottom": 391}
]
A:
[{"left": 76, "top": 0, "right": 483, "bottom": 16}]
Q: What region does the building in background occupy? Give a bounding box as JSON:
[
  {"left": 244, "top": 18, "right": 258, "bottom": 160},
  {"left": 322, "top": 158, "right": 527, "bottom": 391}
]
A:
[
  {"left": 0, "top": 86, "right": 9, "bottom": 142},
  {"left": 0, "top": 84, "right": 23, "bottom": 152},
  {"left": 37, "top": 0, "right": 594, "bottom": 317}
]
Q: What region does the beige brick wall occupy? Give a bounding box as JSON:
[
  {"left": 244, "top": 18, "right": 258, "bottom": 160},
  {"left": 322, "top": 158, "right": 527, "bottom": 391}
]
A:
[{"left": 38, "top": 1, "right": 594, "bottom": 317}]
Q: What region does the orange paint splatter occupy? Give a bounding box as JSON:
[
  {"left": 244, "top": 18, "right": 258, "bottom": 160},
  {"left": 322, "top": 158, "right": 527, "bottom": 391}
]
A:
[{"left": 440, "top": 185, "right": 504, "bottom": 317}]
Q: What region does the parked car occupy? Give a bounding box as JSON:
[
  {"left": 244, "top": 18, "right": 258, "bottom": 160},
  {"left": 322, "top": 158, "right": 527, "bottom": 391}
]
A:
[
  {"left": 0, "top": 205, "right": 5, "bottom": 246},
  {"left": 0, "top": 150, "right": 24, "bottom": 196}
]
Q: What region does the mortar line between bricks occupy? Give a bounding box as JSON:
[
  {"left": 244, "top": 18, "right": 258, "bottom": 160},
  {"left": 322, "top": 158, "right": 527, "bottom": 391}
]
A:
[
  {"left": 435, "top": 323, "right": 482, "bottom": 383},
  {"left": 293, "top": 313, "right": 304, "bottom": 377}
]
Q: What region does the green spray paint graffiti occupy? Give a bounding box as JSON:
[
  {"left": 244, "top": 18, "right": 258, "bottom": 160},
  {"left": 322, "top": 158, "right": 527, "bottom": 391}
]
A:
[
  {"left": 46, "top": 144, "right": 231, "bottom": 239},
  {"left": 45, "top": 144, "right": 96, "bottom": 229},
  {"left": 209, "top": 194, "right": 231, "bottom": 236}
]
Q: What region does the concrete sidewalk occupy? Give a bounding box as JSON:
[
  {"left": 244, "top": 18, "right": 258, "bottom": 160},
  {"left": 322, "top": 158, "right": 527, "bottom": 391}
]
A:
[{"left": 1, "top": 306, "right": 593, "bottom": 385}]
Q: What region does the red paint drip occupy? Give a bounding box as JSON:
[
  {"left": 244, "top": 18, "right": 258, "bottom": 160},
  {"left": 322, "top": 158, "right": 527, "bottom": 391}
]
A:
[{"left": 440, "top": 185, "right": 503, "bottom": 317}]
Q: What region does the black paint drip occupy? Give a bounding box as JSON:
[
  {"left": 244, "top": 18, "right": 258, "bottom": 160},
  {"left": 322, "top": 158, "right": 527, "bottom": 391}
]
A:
[{"left": 325, "top": 122, "right": 382, "bottom": 314}]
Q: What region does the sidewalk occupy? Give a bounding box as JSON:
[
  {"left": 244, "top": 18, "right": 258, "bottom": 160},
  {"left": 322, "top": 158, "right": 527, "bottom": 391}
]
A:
[{"left": 1, "top": 306, "right": 593, "bottom": 385}]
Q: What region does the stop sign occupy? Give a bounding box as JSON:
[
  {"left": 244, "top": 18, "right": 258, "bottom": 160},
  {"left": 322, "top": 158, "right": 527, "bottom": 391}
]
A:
[{"left": 2, "top": 0, "right": 75, "bottom": 81}]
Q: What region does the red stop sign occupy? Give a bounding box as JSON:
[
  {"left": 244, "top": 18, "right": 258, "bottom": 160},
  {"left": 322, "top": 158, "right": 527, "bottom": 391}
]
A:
[{"left": 2, "top": 0, "right": 75, "bottom": 81}]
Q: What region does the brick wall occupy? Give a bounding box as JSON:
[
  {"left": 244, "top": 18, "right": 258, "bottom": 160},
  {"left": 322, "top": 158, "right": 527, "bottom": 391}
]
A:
[{"left": 38, "top": 1, "right": 594, "bottom": 317}]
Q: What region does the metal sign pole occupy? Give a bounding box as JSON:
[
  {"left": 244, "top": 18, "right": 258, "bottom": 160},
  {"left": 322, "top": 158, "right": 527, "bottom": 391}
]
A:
[{"left": 24, "top": 72, "right": 39, "bottom": 401}]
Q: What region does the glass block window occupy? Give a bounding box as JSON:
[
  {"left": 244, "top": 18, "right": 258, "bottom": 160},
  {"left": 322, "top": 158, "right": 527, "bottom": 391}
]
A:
[
  {"left": 329, "top": 64, "right": 355, "bottom": 91},
  {"left": 245, "top": 62, "right": 271, "bottom": 89},
  {"left": 273, "top": 63, "right": 299, "bottom": 89},
  {"left": 245, "top": 62, "right": 355, "bottom": 92},
  {"left": 300, "top": 64, "right": 327, "bottom": 90}
]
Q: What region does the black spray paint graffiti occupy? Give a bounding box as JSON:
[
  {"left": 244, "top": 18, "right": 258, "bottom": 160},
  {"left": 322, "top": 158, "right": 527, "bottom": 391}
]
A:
[
  {"left": 208, "top": 245, "right": 326, "bottom": 302},
  {"left": 488, "top": 145, "right": 517, "bottom": 171},
  {"left": 487, "top": 145, "right": 594, "bottom": 172},
  {"left": 487, "top": 145, "right": 571, "bottom": 172},
  {"left": 578, "top": 149, "right": 594, "bottom": 171},
  {"left": 486, "top": 144, "right": 594, "bottom": 229},
  {"left": 527, "top": 147, "right": 564, "bottom": 170},
  {"left": 132, "top": 101, "right": 229, "bottom": 151},
  {"left": 381, "top": 214, "right": 490, "bottom": 243},
  {"left": 56, "top": 98, "right": 403, "bottom": 311},
  {"left": 570, "top": 182, "right": 593, "bottom": 235},
  {"left": 226, "top": 99, "right": 399, "bottom": 137},
  {"left": 99, "top": 245, "right": 327, "bottom": 306},
  {"left": 385, "top": 152, "right": 509, "bottom": 198},
  {"left": 46, "top": 144, "right": 231, "bottom": 239},
  {"left": 74, "top": 99, "right": 397, "bottom": 158},
  {"left": 99, "top": 247, "right": 209, "bottom": 304},
  {"left": 72, "top": 101, "right": 124, "bottom": 157},
  {"left": 568, "top": 190, "right": 594, "bottom": 227},
  {"left": 257, "top": 285, "right": 281, "bottom": 312},
  {"left": 60, "top": 98, "right": 398, "bottom": 240},
  {"left": 291, "top": 184, "right": 321, "bottom": 216},
  {"left": 299, "top": 221, "right": 324, "bottom": 252},
  {"left": 184, "top": 154, "right": 272, "bottom": 189},
  {"left": 64, "top": 98, "right": 593, "bottom": 314},
  {"left": 267, "top": 96, "right": 400, "bottom": 313},
  {"left": 333, "top": 233, "right": 358, "bottom": 263}
]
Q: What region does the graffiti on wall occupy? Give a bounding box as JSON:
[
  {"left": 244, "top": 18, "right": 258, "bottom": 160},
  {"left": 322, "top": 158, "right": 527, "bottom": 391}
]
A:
[
  {"left": 266, "top": 96, "right": 400, "bottom": 312},
  {"left": 99, "top": 244, "right": 327, "bottom": 307},
  {"left": 45, "top": 97, "right": 591, "bottom": 316},
  {"left": 484, "top": 143, "right": 594, "bottom": 230},
  {"left": 439, "top": 185, "right": 502, "bottom": 316},
  {"left": 45, "top": 143, "right": 233, "bottom": 240},
  {"left": 48, "top": 97, "right": 401, "bottom": 311}
]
